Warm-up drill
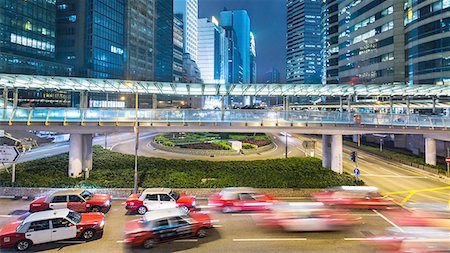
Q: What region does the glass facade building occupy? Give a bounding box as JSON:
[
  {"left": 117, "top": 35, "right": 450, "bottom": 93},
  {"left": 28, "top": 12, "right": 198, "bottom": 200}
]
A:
[
  {"left": 286, "top": 0, "right": 322, "bottom": 84},
  {"left": 174, "top": 0, "right": 198, "bottom": 63},
  {"left": 0, "top": 0, "right": 72, "bottom": 76},
  {"left": 322, "top": 0, "right": 339, "bottom": 84},
  {"left": 404, "top": 0, "right": 450, "bottom": 85},
  {"left": 125, "top": 0, "right": 154, "bottom": 81},
  {"left": 154, "top": 0, "right": 173, "bottom": 82},
  {"left": 197, "top": 17, "right": 226, "bottom": 84},
  {"left": 173, "top": 14, "right": 184, "bottom": 82}
]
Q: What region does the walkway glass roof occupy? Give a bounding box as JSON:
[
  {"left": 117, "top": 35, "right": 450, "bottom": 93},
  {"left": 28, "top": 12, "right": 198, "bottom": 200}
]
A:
[{"left": 1, "top": 74, "right": 449, "bottom": 97}]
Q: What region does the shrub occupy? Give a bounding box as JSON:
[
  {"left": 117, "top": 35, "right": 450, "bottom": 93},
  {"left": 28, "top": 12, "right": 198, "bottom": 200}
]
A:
[
  {"left": 242, "top": 143, "right": 257, "bottom": 149},
  {"left": 242, "top": 139, "right": 272, "bottom": 147},
  {"left": 163, "top": 141, "right": 174, "bottom": 147},
  {"left": 154, "top": 135, "right": 169, "bottom": 143}
]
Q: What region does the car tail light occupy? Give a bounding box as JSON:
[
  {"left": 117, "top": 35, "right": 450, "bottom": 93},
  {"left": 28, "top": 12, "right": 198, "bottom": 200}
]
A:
[{"left": 32, "top": 204, "right": 41, "bottom": 207}]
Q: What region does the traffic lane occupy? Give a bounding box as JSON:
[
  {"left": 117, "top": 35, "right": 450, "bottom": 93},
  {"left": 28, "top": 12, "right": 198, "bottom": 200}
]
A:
[{"left": 0, "top": 199, "right": 395, "bottom": 253}]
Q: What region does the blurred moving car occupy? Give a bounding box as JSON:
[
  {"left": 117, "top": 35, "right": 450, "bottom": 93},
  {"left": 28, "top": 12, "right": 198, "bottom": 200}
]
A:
[
  {"left": 208, "top": 187, "right": 278, "bottom": 213},
  {"left": 365, "top": 227, "right": 450, "bottom": 253},
  {"left": 312, "top": 186, "right": 395, "bottom": 209},
  {"left": 124, "top": 208, "right": 212, "bottom": 249},
  {"left": 0, "top": 209, "right": 105, "bottom": 251},
  {"left": 253, "top": 202, "right": 360, "bottom": 231},
  {"left": 389, "top": 204, "right": 450, "bottom": 229},
  {"left": 29, "top": 189, "right": 111, "bottom": 213},
  {"left": 125, "top": 188, "right": 196, "bottom": 215}
]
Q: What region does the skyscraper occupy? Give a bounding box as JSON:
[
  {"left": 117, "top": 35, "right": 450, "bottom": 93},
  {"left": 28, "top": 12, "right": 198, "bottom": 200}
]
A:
[
  {"left": 336, "top": 0, "right": 404, "bottom": 84},
  {"left": 286, "top": 0, "right": 322, "bottom": 84},
  {"left": 154, "top": 0, "right": 173, "bottom": 82},
  {"left": 197, "top": 17, "right": 226, "bottom": 84},
  {"left": 124, "top": 0, "right": 155, "bottom": 81},
  {"left": 265, "top": 68, "right": 281, "bottom": 83},
  {"left": 174, "top": 0, "right": 198, "bottom": 63},
  {"left": 220, "top": 10, "right": 252, "bottom": 83},
  {"left": 321, "top": 0, "right": 339, "bottom": 84},
  {"left": 0, "top": 0, "right": 72, "bottom": 76},
  {"left": 173, "top": 14, "right": 184, "bottom": 82},
  {"left": 56, "top": 0, "right": 125, "bottom": 79},
  {"left": 404, "top": 0, "right": 450, "bottom": 85},
  {"left": 250, "top": 32, "right": 257, "bottom": 83}
]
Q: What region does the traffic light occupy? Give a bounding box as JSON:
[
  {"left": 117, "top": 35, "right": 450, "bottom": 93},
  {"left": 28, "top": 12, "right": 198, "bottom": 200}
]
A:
[{"left": 350, "top": 151, "right": 357, "bottom": 163}]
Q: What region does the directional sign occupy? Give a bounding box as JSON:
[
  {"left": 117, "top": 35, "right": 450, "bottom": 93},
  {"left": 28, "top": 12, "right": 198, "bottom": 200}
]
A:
[
  {"left": 353, "top": 167, "right": 360, "bottom": 176},
  {"left": 446, "top": 157, "right": 450, "bottom": 164},
  {"left": 0, "top": 146, "right": 20, "bottom": 163}
]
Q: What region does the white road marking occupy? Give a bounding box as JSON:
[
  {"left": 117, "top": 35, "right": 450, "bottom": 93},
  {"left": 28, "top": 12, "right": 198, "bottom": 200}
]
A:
[
  {"left": 0, "top": 215, "right": 14, "bottom": 218},
  {"left": 372, "top": 209, "right": 404, "bottom": 232},
  {"left": 344, "top": 238, "right": 372, "bottom": 241},
  {"left": 198, "top": 205, "right": 211, "bottom": 209},
  {"left": 233, "top": 238, "right": 307, "bottom": 242},
  {"left": 176, "top": 239, "right": 198, "bottom": 243},
  {"left": 213, "top": 225, "right": 223, "bottom": 228},
  {"left": 360, "top": 174, "right": 426, "bottom": 179},
  {"left": 116, "top": 240, "right": 125, "bottom": 243}
]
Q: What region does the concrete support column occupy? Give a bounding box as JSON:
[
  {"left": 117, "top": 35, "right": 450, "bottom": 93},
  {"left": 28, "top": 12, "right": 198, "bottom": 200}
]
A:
[
  {"left": 221, "top": 95, "right": 225, "bottom": 120},
  {"left": 352, "top": 134, "right": 358, "bottom": 143},
  {"left": 69, "top": 133, "right": 93, "bottom": 178},
  {"left": 347, "top": 95, "right": 351, "bottom": 112},
  {"left": 152, "top": 94, "right": 157, "bottom": 109},
  {"left": 13, "top": 88, "right": 18, "bottom": 108},
  {"left": 425, "top": 137, "right": 437, "bottom": 166},
  {"left": 322, "top": 135, "right": 332, "bottom": 168},
  {"left": 389, "top": 96, "right": 394, "bottom": 115},
  {"left": 432, "top": 97, "right": 436, "bottom": 114},
  {"left": 3, "top": 87, "right": 8, "bottom": 108},
  {"left": 79, "top": 91, "right": 88, "bottom": 108},
  {"left": 406, "top": 96, "right": 410, "bottom": 115},
  {"left": 331, "top": 134, "right": 343, "bottom": 174},
  {"left": 339, "top": 97, "right": 343, "bottom": 112}
]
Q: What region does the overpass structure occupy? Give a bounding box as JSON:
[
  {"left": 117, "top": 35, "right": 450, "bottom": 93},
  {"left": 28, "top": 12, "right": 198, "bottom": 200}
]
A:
[{"left": 1, "top": 107, "right": 449, "bottom": 177}]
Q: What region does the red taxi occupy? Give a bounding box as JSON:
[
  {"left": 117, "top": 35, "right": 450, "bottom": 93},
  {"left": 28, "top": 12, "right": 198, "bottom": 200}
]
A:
[{"left": 208, "top": 187, "right": 278, "bottom": 213}]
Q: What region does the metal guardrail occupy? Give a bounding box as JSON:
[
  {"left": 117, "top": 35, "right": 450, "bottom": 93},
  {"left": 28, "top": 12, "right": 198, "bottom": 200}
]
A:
[{"left": 1, "top": 108, "right": 449, "bottom": 128}]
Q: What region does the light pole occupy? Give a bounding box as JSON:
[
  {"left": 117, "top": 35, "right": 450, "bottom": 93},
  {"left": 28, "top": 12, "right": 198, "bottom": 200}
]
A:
[
  {"left": 285, "top": 133, "right": 288, "bottom": 158},
  {"left": 126, "top": 81, "right": 139, "bottom": 194}
]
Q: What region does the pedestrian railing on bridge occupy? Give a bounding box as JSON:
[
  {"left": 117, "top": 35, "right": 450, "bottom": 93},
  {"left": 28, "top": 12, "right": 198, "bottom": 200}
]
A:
[{"left": 0, "top": 108, "right": 449, "bottom": 129}]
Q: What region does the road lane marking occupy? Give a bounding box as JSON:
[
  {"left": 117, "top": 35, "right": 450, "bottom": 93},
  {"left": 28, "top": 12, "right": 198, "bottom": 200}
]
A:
[
  {"left": 0, "top": 215, "right": 14, "bottom": 218},
  {"left": 213, "top": 225, "right": 223, "bottom": 228},
  {"left": 360, "top": 174, "right": 426, "bottom": 179},
  {"left": 116, "top": 240, "right": 125, "bottom": 243},
  {"left": 372, "top": 209, "right": 404, "bottom": 232},
  {"left": 176, "top": 239, "right": 198, "bottom": 242},
  {"left": 233, "top": 238, "right": 307, "bottom": 242}
]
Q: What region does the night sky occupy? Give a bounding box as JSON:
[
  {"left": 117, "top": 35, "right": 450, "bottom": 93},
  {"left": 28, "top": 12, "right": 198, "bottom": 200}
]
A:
[{"left": 198, "top": 0, "right": 287, "bottom": 82}]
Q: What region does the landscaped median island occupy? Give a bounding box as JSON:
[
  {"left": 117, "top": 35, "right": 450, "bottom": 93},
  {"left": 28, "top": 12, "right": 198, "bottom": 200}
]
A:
[{"left": 0, "top": 145, "right": 363, "bottom": 188}]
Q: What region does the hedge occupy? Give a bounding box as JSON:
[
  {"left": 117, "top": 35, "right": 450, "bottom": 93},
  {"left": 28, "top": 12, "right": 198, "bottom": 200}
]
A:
[{"left": 0, "top": 145, "right": 363, "bottom": 188}]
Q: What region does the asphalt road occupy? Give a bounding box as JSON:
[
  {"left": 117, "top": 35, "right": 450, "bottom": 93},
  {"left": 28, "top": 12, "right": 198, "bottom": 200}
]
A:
[
  {"left": 294, "top": 135, "right": 450, "bottom": 205},
  {"left": 111, "top": 133, "right": 305, "bottom": 161},
  {"left": 0, "top": 199, "right": 396, "bottom": 253}
]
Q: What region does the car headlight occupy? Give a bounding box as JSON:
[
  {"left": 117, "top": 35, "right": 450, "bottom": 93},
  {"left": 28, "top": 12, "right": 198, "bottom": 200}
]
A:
[
  {"left": 128, "top": 202, "right": 135, "bottom": 206},
  {"left": 192, "top": 200, "right": 196, "bottom": 207},
  {"left": 104, "top": 200, "right": 111, "bottom": 206},
  {"left": 99, "top": 220, "right": 105, "bottom": 228}
]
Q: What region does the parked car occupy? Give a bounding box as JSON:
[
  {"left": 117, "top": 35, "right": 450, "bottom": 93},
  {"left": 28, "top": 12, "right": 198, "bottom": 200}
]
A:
[
  {"left": 124, "top": 208, "right": 212, "bottom": 249},
  {"left": 253, "top": 202, "right": 359, "bottom": 231},
  {"left": 208, "top": 187, "right": 278, "bottom": 213},
  {"left": 125, "top": 188, "right": 196, "bottom": 215},
  {"left": 312, "top": 186, "right": 395, "bottom": 209},
  {"left": 0, "top": 209, "right": 105, "bottom": 251},
  {"left": 29, "top": 189, "right": 111, "bottom": 213}
]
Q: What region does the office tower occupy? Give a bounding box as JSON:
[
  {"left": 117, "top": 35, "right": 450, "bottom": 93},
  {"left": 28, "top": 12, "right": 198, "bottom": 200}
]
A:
[
  {"left": 56, "top": 0, "right": 125, "bottom": 79},
  {"left": 183, "top": 53, "right": 203, "bottom": 83},
  {"left": 0, "top": 0, "right": 72, "bottom": 76},
  {"left": 286, "top": 0, "right": 322, "bottom": 84},
  {"left": 321, "top": 0, "right": 339, "bottom": 84},
  {"left": 197, "top": 17, "right": 226, "bottom": 84},
  {"left": 220, "top": 10, "right": 251, "bottom": 83},
  {"left": 154, "top": 0, "right": 173, "bottom": 82},
  {"left": 250, "top": 32, "right": 257, "bottom": 83},
  {"left": 404, "top": 0, "right": 450, "bottom": 85},
  {"left": 174, "top": 0, "right": 198, "bottom": 62},
  {"left": 173, "top": 14, "right": 184, "bottom": 82},
  {"left": 125, "top": 0, "right": 155, "bottom": 81},
  {"left": 265, "top": 68, "right": 281, "bottom": 83}
]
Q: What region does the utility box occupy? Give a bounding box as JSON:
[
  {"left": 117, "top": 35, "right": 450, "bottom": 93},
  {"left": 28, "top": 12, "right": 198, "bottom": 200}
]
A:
[{"left": 228, "top": 141, "right": 242, "bottom": 152}]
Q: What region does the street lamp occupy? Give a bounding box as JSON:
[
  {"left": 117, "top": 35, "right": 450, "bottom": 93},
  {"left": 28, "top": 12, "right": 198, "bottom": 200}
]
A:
[{"left": 126, "top": 81, "right": 139, "bottom": 194}]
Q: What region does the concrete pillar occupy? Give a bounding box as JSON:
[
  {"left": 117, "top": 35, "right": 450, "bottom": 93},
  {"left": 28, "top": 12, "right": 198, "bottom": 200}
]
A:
[
  {"left": 406, "top": 97, "right": 410, "bottom": 115},
  {"left": 322, "top": 135, "right": 332, "bottom": 168},
  {"left": 13, "top": 88, "right": 18, "bottom": 108},
  {"left": 347, "top": 95, "right": 351, "bottom": 112},
  {"left": 221, "top": 95, "right": 225, "bottom": 120},
  {"left": 69, "top": 134, "right": 83, "bottom": 178},
  {"left": 69, "top": 133, "right": 93, "bottom": 178},
  {"left": 3, "top": 87, "right": 8, "bottom": 108},
  {"left": 331, "top": 134, "right": 343, "bottom": 174},
  {"left": 432, "top": 97, "right": 436, "bottom": 114},
  {"left": 82, "top": 134, "right": 93, "bottom": 172},
  {"left": 152, "top": 94, "right": 157, "bottom": 109},
  {"left": 352, "top": 134, "right": 358, "bottom": 143},
  {"left": 425, "top": 137, "right": 437, "bottom": 166},
  {"left": 389, "top": 96, "right": 394, "bottom": 115},
  {"left": 339, "top": 97, "right": 343, "bottom": 112}
]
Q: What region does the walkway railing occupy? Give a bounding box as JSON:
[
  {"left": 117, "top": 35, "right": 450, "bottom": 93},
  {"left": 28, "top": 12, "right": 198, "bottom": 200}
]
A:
[{"left": 1, "top": 108, "right": 449, "bottom": 128}]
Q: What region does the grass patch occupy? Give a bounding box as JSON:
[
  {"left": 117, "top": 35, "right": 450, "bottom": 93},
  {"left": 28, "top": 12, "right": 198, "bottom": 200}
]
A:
[{"left": 0, "top": 145, "right": 363, "bottom": 188}]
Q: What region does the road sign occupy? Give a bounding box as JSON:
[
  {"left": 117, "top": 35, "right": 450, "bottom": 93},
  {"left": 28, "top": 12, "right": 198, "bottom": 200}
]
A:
[
  {"left": 446, "top": 157, "right": 450, "bottom": 164},
  {"left": 353, "top": 167, "right": 360, "bottom": 176},
  {"left": 0, "top": 146, "right": 20, "bottom": 163}
]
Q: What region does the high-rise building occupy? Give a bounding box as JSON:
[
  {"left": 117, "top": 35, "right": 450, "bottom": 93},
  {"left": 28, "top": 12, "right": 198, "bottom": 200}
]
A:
[
  {"left": 197, "top": 17, "right": 226, "bottom": 84},
  {"left": 336, "top": 0, "right": 405, "bottom": 84},
  {"left": 0, "top": 0, "right": 72, "bottom": 76},
  {"left": 183, "top": 53, "right": 203, "bottom": 83},
  {"left": 220, "top": 10, "right": 252, "bottom": 83},
  {"left": 264, "top": 68, "right": 281, "bottom": 83},
  {"left": 174, "top": 0, "right": 198, "bottom": 63},
  {"left": 124, "top": 0, "right": 154, "bottom": 81},
  {"left": 250, "top": 32, "right": 257, "bottom": 83},
  {"left": 154, "top": 0, "right": 173, "bottom": 82},
  {"left": 56, "top": 0, "right": 125, "bottom": 79},
  {"left": 321, "top": 0, "right": 339, "bottom": 84},
  {"left": 404, "top": 0, "right": 450, "bottom": 85},
  {"left": 173, "top": 14, "right": 184, "bottom": 82},
  {"left": 286, "top": 0, "right": 322, "bottom": 84}
]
